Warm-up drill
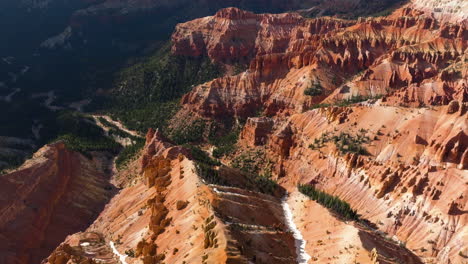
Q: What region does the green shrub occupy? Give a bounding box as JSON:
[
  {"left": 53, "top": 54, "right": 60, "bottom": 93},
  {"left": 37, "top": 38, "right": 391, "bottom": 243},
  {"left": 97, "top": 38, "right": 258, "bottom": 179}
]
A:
[
  {"left": 53, "top": 112, "right": 122, "bottom": 157},
  {"left": 304, "top": 81, "right": 323, "bottom": 96},
  {"left": 309, "top": 131, "right": 370, "bottom": 155},
  {"left": 57, "top": 134, "right": 121, "bottom": 158},
  {"left": 170, "top": 119, "right": 206, "bottom": 145},
  {"left": 195, "top": 162, "right": 225, "bottom": 185},
  {"left": 184, "top": 145, "right": 221, "bottom": 167},
  {"left": 309, "top": 95, "right": 383, "bottom": 110},
  {"left": 209, "top": 128, "right": 240, "bottom": 158},
  {"left": 247, "top": 174, "right": 278, "bottom": 196},
  {"left": 103, "top": 43, "right": 223, "bottom": 134},
  {"left": 299, "top": 184, "right": 359, "bottom": 220}
]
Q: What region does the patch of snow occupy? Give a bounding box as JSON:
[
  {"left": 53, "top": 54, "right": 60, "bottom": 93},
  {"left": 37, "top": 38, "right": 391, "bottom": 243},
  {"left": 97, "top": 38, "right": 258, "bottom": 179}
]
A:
[
  {"left": 281, "top": 196, "right": 312, "bottom": 264},
  {"left": 110, "top": 241, "right": 128, "bottom": 264},
  {"left": 80, "top": 242, "right": 90, "bottom": 247},
  {"left": 212, "top": 187, "right": 250, "bottom": 198},
  {"left": 93, "top": 115, "right": 141, "bottom": 137},
  {"left": 35, "top": 91, "right": 63, "bottom": 111},
  {"left": 41, "top": 26, "right": 73, "bottom": 49}
]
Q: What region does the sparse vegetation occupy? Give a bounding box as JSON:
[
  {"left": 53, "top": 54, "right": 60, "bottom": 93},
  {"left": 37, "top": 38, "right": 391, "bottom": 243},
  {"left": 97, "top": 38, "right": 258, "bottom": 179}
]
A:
[
  {"left": 53, "top": 112, "right": 121, "bottom": 157},
  {"left": 299, "top": 184, "right": 359, "bottom": 220},
  {"left": 309, "top": 131, "right": 370, "bottom": 155},
  {"left": 97, "top": 43, "right": 223, "bottom": 135},
  {"left": 195, "top": 162, "right": 225, "bottom": 185},
  {"left": 209, "top": 126, "right": 240, "bottom": 158},
  {"left": 184, "top": 145, "right": 221, "bottom": 167},
  {"left": 309, "top": 95, "right": 383, "bottom": 110},
  {"left": 304, "top": 81, "right": 323, "bottom": 96},
  {"left": 232, "top": 149, "right": 269, "bottom": 175},
  {"left": 170, "top": 119, "right": 206, "bottom": 145},
  {"left": 125, "top": 249, "right": 135, "bottom": 258},
  {"left": 232, "top": 63, "right": 248, "bottom": 75}
]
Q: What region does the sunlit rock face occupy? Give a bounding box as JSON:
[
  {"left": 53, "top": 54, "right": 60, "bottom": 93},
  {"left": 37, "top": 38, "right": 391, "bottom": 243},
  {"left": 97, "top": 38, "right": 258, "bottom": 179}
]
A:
[
  {"left": 171, "top": 4, "right": 467, "bottom": 263},
  {"left": 4, "top": 1, "right": 466, "bottom": 264},
  {"left": 0, "top": 143, "right": 115, "bottom": 264}
]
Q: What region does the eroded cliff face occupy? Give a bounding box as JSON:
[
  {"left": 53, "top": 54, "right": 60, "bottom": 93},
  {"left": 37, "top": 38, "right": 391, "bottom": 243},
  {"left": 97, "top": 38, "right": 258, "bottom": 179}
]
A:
[
  {"left": 44, "top": 129, "right": 424, "bottom": 264},
  {"left": 244, "top": 104, "right": 467, "bottom": 263},
  {"left": 43, "top": 130, "right": 299, "bottom": 264},
  {"left": 21, "top": 3, "right": 467, "bottom": 264},
  {"left": 410, "top": 0, "right": 468, "bottom": 23},
  {"left": 173, "top": 6, "right": 466, "bottom": 121},
  {"left": 0, "top": 142, "right": 116, "bottom": 264},
  {"left": 169, "top": 5, "right": 467, "bottom": 264},
  {"left": 231, "top": 103, "right": 467, "bottom": 263}
]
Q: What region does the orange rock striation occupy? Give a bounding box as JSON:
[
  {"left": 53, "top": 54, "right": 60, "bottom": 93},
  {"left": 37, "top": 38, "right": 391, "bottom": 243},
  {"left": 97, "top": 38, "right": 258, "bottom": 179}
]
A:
[
  {"left": 171, "top": 6, "right": 467, "bottom": 263},
  {"left": 173, "top": 7, "right": 466, "bottom": 120},
  {"left": 44, "top": 130, "right": 300, "bottom": 264},
  {"left": 0, "top": 143, "right": 116, "bottom": 264},
  {"left": 237, "top": 103, "right": 467, "bottom": 263}
]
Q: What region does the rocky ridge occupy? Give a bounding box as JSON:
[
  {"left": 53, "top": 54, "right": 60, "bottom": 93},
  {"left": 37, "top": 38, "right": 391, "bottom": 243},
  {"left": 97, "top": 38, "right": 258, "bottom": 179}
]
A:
[
  {"left": 43, "top": 129, "right": 423, "bottom": 264},
  {"left": 0, "top": 142, "right": 116, "bottom": 264},
  {"left": 2, "top": 2, "right": 466, "bottom": 264},
  {"left": 170, "top": 5, "right": 467, "bottom": 263},
  {"left": 173, "top": 6, "right": 466, "bottom": 116}
]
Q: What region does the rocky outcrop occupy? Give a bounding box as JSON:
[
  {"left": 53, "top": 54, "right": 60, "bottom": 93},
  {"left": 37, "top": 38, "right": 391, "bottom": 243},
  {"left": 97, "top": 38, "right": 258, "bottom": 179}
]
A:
[
  {"left": 0, "top": 142, "right": 116, "bottom": 264},
  {"left": 410, "top": 0, "right": 468, "bottom": 23},
  {"left": 24, "top": 3, "right": 468, "bottom": 264},
  {"left": 240, "top": 117, "right": 274, "bottom": 146},
  {"left": 172, "top": 8, "right": 352, "bottom": 64},
  {"left": 169, "top": 4, "right": 468, "bottom": 263},
  {"left": 235, "top": 105, "right": 467, "bottom": 263},
  {"left": 44, "top": 131, "right": 300, "bottom": 264},
  {"left": 174, "top": 7, "right": 467, "bottom": 122}
]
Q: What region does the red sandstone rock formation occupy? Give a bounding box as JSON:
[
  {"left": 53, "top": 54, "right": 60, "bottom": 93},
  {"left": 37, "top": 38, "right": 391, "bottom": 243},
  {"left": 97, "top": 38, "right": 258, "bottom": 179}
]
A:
[
  {"left": 19, "top": 3, "right": 467, "bottom": 264},
  {"left": 171, "top": 6, "right": 467, "bottom": 263},
  {"left": 0, "top": 143, "right": 115, "bottom": 264},
  {"left": 43, "top": 131, "right": 302, "bottom": 264},
  {"left": 173, "top": 7, "right": 467, "bottom": 121},
  {"left": 235, "top": 105, "right": 467, "bottom": 263}
]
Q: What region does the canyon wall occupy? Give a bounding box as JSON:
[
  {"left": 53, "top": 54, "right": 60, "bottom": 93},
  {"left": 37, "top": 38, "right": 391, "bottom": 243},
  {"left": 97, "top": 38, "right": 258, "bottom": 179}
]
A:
[
  {"left": 12, "top": 2, "right": 466, "bottom": 264},
  {"left": 172, "top": 7, "right": 466, "bottom": 120},
  {"left": 44, "top": 129, "right": 424, "bottom": 264},
  {"left": 170, "top": 5, "right": 467, "bottom": 263},
  {"left": 0, "top": 142, "right": 116, "bottom": 264}
]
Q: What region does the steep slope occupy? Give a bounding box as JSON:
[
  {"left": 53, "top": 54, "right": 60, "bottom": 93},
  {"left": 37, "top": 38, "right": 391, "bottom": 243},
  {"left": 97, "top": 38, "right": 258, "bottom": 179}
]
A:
[
  {"left": 169, "top": 5, "right": 467, "bottom": 263},
  {"left": 173, "top": 7, "right": 466, "bottom": 120},
  {"left": 286, "top": 192, "right": 422, "bottom": 263},
  {"left": 44, "top": 130, "right": 300, "bottom": 264},
  {"left": 250, "top": 104, "right": 467, "bottom": 263},
  {"left": 44, "top": 129, "right": 423, "bottom": 264},
  {"left": 0, "top": 142, "right": 116, "bottom": 264},
  {"left": 411, "top": 0, "right": 467, "bottom": 23}
]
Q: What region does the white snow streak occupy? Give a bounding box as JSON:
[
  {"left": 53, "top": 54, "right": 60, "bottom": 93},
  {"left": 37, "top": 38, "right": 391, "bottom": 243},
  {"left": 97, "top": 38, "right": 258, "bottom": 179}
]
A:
[{"left": 281, "top": 196, "right": 311, "bottom": 264}]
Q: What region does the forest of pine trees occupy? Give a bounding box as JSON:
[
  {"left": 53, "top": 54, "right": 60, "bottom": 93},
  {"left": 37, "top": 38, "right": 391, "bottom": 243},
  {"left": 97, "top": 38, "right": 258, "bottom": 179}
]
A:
[{"left": 298, "top": 184, "right": 359, "bottom": 221}]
